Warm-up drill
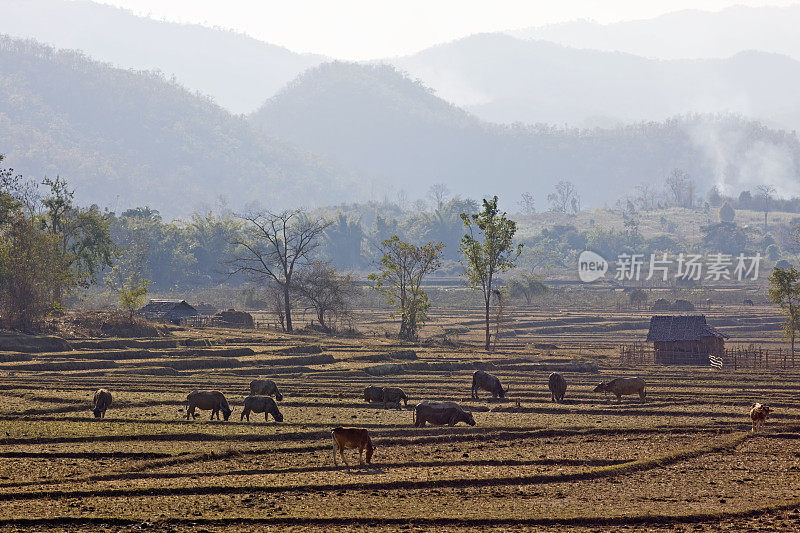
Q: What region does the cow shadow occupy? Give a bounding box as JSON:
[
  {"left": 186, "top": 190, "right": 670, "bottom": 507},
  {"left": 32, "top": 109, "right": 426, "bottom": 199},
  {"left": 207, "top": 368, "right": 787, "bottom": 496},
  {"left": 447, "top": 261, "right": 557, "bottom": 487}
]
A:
[{"left": 344, "top": 465, "right": 386, "bottom": 475}]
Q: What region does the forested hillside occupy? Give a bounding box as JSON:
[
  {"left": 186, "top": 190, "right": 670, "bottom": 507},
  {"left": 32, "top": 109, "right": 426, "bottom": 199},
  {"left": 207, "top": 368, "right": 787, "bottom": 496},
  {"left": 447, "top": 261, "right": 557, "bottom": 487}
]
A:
[
  {"left": 0, "top": 0, "right": 324, "bottom": 113},
  {"left": 0, "top": 37, "right": 364, "bottom": 218},
  {"left": 251, "top": 62, "right": 800, "bottom": 208}
]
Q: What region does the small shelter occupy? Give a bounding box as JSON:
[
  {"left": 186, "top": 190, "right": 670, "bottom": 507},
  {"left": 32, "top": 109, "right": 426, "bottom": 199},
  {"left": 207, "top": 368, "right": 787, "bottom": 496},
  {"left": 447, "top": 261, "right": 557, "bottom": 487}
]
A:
[
  {"left": 646, "top": 315, "right": 726, "bottom": 365},
  {"left": 137, "top": 300, "right": 198, "bottom": 325}
]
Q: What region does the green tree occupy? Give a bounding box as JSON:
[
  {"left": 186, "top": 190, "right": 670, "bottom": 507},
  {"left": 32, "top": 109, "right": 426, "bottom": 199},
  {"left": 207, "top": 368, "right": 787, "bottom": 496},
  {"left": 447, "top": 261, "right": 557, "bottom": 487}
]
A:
[
  {"left": 0, "top": 159, "right": 77, "bottom": 329},
  {"left": 405, "top": 197, "right": 478, "bottom": 260},
  {"left": 40, "top": 176, "right": 115, "bottom": 301},
  {"left": 460, "top": 196, "right": 523, "bottom": 351},
  {"left": 368, "top": 236, "right": 444, "bottom": 340},
  {"left": 116, "top": 277, "right": 149, "bottom": 321},
  {"left": 324, "top": 213, "right": 364, "bottom": 268},
  {"left": 768, "top": 267, "right": 800, "bottom": 356},
  {"left": 0, "top": 212, "right": 68, "bottom": 330}
]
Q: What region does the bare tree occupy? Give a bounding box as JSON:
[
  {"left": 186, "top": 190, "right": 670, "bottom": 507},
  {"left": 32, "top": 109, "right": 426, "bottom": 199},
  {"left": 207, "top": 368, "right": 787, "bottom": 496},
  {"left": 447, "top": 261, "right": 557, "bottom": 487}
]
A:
[
  {"left": 228, "top": 210, "right": 329, "bottom": 333},
  {"left": 665, "top": 169, "right": 695, "bottom": 208},
  {"left": 295, "top": 260, "right": 355, "bottom": 333},
  {"left": 518, "top": 192, "right": 536, "bottom": 215},
  {"left": 547, "top": 181, "right": 580, "bottom": 214},
  {"left": 756, "top": 184, "right": 776, "bottom": 232},
  {"left": 427, "top": 183, "right": 451, "bottom": 210},
  {"left": 634, "top": 183, "right": 656, "bottom": 211}
]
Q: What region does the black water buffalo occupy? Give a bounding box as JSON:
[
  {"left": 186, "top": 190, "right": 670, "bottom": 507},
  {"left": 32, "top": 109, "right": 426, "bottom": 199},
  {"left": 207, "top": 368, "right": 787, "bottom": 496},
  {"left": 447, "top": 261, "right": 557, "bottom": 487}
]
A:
[
  {"left": 364, "top": 386, "right": 408, "bottom": 409},
  {"left": 241, "top": 395, "right": 283, "bottom": 422},
  {"left": 471, "top": 370, "right": 507, "bottom": 399},
  {"left": 92, "top": 389, "right": 112, "bottom": 418},
  {"left": 186, "top": 390, "right": 232, "bottom": 420},
  {"left": 382, "top": 387, "right": 408, "bottom": 409},
  {"left": 249, "top": 379, "right": 283, "bottom": 401},
  {"left": 593, "top": 377, "right": 646, "bottom": 402},
  {"left": 413, "top": 401, "right": 476, "bottom": 427},
  {"left": 548, "top": 373, "right": 567, "bottom": 402},
  {"left": 363, "top": 385, "right": 383, "bottom": 403}
]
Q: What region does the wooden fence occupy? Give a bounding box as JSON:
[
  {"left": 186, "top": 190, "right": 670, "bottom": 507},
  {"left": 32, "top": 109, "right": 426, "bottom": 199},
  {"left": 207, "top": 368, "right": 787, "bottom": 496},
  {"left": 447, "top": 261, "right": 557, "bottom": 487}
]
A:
[{"left": 619, "top": 343, "right": 800, "bottom": 370}]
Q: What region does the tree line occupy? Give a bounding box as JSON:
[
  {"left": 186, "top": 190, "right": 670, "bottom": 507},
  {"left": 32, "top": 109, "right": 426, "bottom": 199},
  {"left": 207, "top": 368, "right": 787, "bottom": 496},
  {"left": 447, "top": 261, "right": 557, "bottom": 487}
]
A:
[{"left": 0, "top": 159, "right": 527, "bottom": 350}]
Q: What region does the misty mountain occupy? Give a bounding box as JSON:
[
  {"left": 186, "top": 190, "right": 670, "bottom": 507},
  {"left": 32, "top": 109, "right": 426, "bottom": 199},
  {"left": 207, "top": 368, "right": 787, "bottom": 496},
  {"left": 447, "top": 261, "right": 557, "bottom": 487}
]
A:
[
  {"left": 0, "top": 0, "right": 324, "bottom": 114},
  {"left": 509, "top": 5, "right": 800, "bottom": 62},
  {"left": 0, "top": 36, "right": 364, "bottom": 218},
  {"left": 251, "top": 62, "right": 800, "bottom": 206},
  {"left": 390, "top": 33, "right": 800, "bottom": 131}
]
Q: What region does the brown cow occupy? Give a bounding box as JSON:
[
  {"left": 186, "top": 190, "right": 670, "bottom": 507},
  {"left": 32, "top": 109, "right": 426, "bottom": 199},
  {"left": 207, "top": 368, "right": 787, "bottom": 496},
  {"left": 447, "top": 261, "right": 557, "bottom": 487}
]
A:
[
  {"left": 548, "top": 373, "right": 567, "bottom": 402},
  {"left": 185, "top": 390, "right": 232, "bottom": 421},
  {"left": 249, "top": 379, "right": 283, "bottom": 401},
  {"left": 413, "top": 401, "right": 476, "bottom": 427},
  {"left": 331, "top": 427, "right": 375, "bottom": 466},
  {"left": 92, "top": 389, "right": 112, "bottom": 418},
  {"left": 750, "top": 403, "right": 771, "bottom": 432},
  {"left": 593, "top": 377, "right": 646, "bottom": 402},
  {"left": 241, "top": 395, "right": 283, "bottom": 422}
]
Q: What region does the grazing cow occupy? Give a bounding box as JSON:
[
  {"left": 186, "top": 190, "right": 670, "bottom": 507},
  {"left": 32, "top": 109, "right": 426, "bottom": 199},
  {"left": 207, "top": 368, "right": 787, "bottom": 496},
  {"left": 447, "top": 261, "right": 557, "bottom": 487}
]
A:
[
  {"left": 548, "top": 373, "right": 567, "bottom": 402},
  {"left": 185, "top": 390, "right": 232, "bottom": 421},
  {"left": 241, "top": 395, "right": 283, "bottom": 423},
  {"left": 743, "top": 299, "right": 754, "bottom": 306},
  {"left": 413, "top": 401, "right": 476, "bottom": 427},
  {"left": 249, "top": 379, "right": 283, "bottom": 401},
  {"left": 593, "top": 377, "right": 646, "bottom": 402},
  {"left": 92, "top": 389, "right": 112, "bottom": 418},
  {"left": 382, "top": 387, "right": 408, "bottom": 409},
  {"left": 363, "top": 385, "right": 384, "bottom": 403},
  {"left": 331, "top": 427, "right": 375, "bottom": 466},
  {"left": 471, "top": 370, "right": 507, "bottom": 399},
  {"left": 750, "top": 403, "right": 771, "bottom": 432}
]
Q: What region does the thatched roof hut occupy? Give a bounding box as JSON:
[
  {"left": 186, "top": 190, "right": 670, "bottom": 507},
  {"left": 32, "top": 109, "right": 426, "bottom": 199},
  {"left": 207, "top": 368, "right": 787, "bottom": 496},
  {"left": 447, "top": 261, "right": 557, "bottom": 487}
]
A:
[{"left": 646, "top": 315, "right": 726, "bottom": 365}]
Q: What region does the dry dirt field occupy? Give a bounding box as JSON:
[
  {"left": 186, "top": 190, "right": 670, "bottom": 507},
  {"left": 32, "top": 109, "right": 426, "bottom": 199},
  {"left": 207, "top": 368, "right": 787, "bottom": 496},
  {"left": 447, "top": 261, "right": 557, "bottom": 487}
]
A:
[{"left": 0, "top": 306, "right": 799, "bottom": 532}]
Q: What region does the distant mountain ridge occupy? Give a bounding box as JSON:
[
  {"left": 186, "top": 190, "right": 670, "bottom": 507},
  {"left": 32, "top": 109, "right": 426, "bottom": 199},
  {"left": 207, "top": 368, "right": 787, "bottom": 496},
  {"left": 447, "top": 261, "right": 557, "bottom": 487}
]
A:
[
  {"left": 5, "top": 1, "right": 800, "bottom": 133},
  {"left": 0, "top": 0, "right": 325, "bottom": 114},
  {"left": 251, "top": 61, "right": 800, "bottom": 207},
  {"left": 0, "top": 36, "right": 365, "bottom": 218},
  {"left": 389, "top": 33, "right": 800, "bottom": 131},
  {"left": 509, "top": 5, "right": 800, "bottom": 61}
]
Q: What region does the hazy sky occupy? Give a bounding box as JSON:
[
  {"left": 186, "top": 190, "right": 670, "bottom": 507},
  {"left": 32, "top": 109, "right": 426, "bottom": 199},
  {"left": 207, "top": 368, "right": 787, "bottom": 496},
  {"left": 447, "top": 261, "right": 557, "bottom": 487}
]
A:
[{"left": 97, "top": 0, "right": 798, "bottom": 59}]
